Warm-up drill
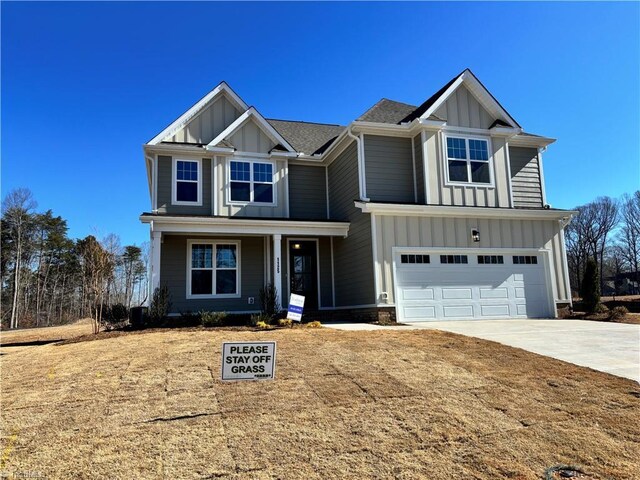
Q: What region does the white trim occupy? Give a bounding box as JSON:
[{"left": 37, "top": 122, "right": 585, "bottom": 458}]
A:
[
  {"left": 286, "top": 238, "right": 321, "bottom": 310},
  {"left": 330, "top": 236, "right": 335, "bottom": 308},
  {"left": 151, "top": 230, "right": 161, "bottom": 294},
  {"left": 419, "top": 75, "right": 465, "bottom": 122},
  {"left": 273, "top": 234, "right": 282, "bottom": 309},
  {"left": 186, "top": 239, "right": 241, "bottom": 300},
  {"left": 152, "top": 154, "right": 159, "bottom": 212},
  {"left": 211, "top": 157, "right": 216, "bottom": 215},
  {"left": 206, "top": 107, "right": 296, "bottom": 153},
  {"left": 559, "top": 222, "right": 573, "bottom": 304},
  {"left": 411, "top": 135, "right": 417, "bottom": 203},
  {"left": 226, "top": 158, "right": 277, "bottom": 207},
  {"left": 148, "top": 82, "right": 248, "bottom": 145},
  {"left": 421, "top": 130, "right": 430, "bottom": 204},
  {"left": 510, "top": 134, "right": 556, "bottom": 148},
  {"left": 359, "top": 133, "right": 368, "bottom": 200},
  {"left": 371, "top": 214, "right": 382, "bottom": 304},
  {"left": 538, "top": 148, "right": 548, "bottom": 206},
  {"left": 442, "top": 133, "right": 495, "bottom": 188},
  {"left": 284, "top": 161, "right": 290, "bottom": 218},
  {"left": 141, "top": 214, "right": 350, "bottom": 237},
  {"left": 391, "top": 246, "right": 556, "bottom": 322},
  {"left": 355, "top": 201, "right": 576, "bottom": 221},
  {"left": 505, "top": 141, "right": 514, "bottom": 208},
  {"left": 172, "top": 158, "right": 203, "bottom": 206}
]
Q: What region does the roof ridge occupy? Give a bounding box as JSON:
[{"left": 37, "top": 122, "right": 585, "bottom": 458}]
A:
[{"left": 267, "top": 118, "right": 344, "bottom": 127}]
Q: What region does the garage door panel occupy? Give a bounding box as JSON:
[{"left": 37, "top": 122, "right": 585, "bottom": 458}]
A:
[
  {"left": 401, "top": 288, "right": 435, "bottom": 300},
  {"left": 396, "top": 250, "right": 552, "bottom": 321}
]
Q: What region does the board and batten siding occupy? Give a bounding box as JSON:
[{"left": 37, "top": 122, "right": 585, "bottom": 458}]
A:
[
  {"left": 160, "top": 235, "right": 264, "bottom": 313},
  {"left": 509, "top": 146, "right": 544, "bottom": 208},
  {"left": 165, "top": 95, "right": 241, "bottom": 144},
  {"left": 424, "top": 131, "right": 510, "bottom": 208},
  {"left": 228, "top": 119, "right": 276, "bottom": 153},
  {"left": 372, "top": 215, "right": 570, "bottom": 305},
  {"left": 288, "top": 164, "right": 327, "bottom": 220},
  {"left": 214, "top": 157, "right": 288, "bottom": 218},
  {"left": 157, "top": 155, "right": 212, "bottom": 215},
  {"left": 363, "top": 135, "right": 414, "bottom": 203},
  {"left": 434, "top": 84, "right": 495, "bottom": 130},
  {"left": 328, "top": 142, "right": 375, "bottom": 306}
]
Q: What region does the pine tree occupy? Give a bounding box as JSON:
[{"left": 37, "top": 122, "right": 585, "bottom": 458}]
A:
[{"left": 580, "top": 258, "right": 600, "bottom": 313}]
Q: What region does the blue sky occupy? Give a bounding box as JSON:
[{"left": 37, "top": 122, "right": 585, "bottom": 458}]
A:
[{"left": 2, "top": 2, "right": 639, "bottom": 246}]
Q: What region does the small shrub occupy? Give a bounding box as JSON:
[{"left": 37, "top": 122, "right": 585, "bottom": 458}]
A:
[
  {"left": 609, "top": 306, "right": 629, "bottom": 321},
  {"left": 580, "top": 258, "right": 600, "bottom": 313},
  {"left": 256, "top": 321, "right": 271, "bottom": 330},
  {"left": 110, "top": 303, "right": 129, "bottom": 322},
  {"left": 172, "top": 311, "right": 201, "bottom": 328},
  {"left": 249, "top": 313, "right": 271, "bottom": 327},
  {"left": 259, "top": 283, "right": 280, "bottom": 320},
  {"left": 593, "top": 303, "right": 609, "bottom": 314},
  {"left": 278, "top": 318, "right": 293, "bottom": 328},
  {"left": 200, "top": 311, "right": 227, "bottom": 328},
  {"left": 101, "top": 304, "right": 129, "bottom": 331},
  {"left": 306, "top": 321, "right": 322, "bottom": 328},
  {"left": 148, "top": 286, "right": 172, "bottom": 327}
]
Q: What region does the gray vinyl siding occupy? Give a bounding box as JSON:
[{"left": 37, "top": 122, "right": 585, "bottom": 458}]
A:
[
  {"left": 364, "top": 135, "right": 414, "bottom": 203},
  {"left": 414, "top": 134, "right": 425, "bottom": 204},
  {"left": 372, "top": 215, "right": 570, "bottom": 304},
  {"left": 160, "top": 235, "right": 264, "bottom": 313},
  {"left": 509, "top": 147, "right": 544, "bottom": 208},
  {"left": 157, "top": 155, "right": 212, "bottom": 215},
  {"left": 434, "top": 84, "right": 495, "bottom": 129},
  {"left": 166, "top": 95, "right": 241, "bottom": 144},
  {"left": 288, "top": 164, "right": 327, "bottom": 220},
  {"left": 328, "top": 142, "right": 375, "bottom": 306}
]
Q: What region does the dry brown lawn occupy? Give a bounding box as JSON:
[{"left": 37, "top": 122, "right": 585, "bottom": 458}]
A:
[
  {"left": 0, "top": 319, "right": 94, "bottom": 353},
  {"left": 1, "top": 325, "right": 639, "bottom": 479}
]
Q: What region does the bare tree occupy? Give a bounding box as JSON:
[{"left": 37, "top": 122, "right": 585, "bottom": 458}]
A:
[{"left": 2, "top": 188, "right": 37, "bottom": 329}]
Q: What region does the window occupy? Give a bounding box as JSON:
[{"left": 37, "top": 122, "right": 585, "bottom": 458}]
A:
[
  {"left": 440, "top": 255, "right": 468, "bottom": 264},
  {"left": 478, "top": 255, "right": 504, "bottom": 265},
  {"left": 400, "top": 254, "right": 431, "bottom": 264},
  {"left": 173, "top": 159, "right": 201, "bottom": 204},
  {"left": 446, "top": 136, "right": 491, "bottom": 184},
  {"left": 188, "top": 242, "right": 239, "bottom": 297},
  {"left": 513, "top": 255, "right": 538, "bottom": 265},
  {"left": 229, "top": 160, "right": 274, "bottom": 204}
]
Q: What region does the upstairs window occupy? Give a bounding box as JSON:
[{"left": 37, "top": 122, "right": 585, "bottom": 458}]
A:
[
  {"left": 229, "top": 160, "right": 274, "bottom": 204},
  {"left": 173, "top": 159, "right": 201, "bottom": 205},
  {"left": 446, "top": 136, "right": 491, "bottom": 185}
]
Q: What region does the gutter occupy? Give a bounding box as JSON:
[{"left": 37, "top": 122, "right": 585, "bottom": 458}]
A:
[{"left": 346, "top": 127, "right": 370, "bottom": 201}]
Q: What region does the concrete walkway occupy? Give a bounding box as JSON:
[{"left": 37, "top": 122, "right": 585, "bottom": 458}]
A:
[{"left": 325, "top": 319, "right": 640, "bottom": 382}]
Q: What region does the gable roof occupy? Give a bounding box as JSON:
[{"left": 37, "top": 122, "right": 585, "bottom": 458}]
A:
[
  {"left": 267, "top": 119, "right": 345, "bottom": 155},
  {"left": 357, "top": 99, "right": 417, "bottom": 124},
  {"left": 147, "top": 81, "right": 248, "bottom": 145}
]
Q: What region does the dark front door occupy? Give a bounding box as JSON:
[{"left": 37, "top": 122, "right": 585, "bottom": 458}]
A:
[{"left": 289, "top": 241, "right": 318, "bottom": 310}]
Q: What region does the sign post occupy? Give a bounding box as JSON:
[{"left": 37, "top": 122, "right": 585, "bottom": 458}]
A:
[
  {"left": 221, "top": 342, "right": 276, "bottom": 381},
  {"left": 287, "top": 293, "right": 305, "bottom": 322}
]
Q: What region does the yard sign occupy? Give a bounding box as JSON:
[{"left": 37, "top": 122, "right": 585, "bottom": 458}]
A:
[
  {"left": 287, "top": 293, "right": 305, "bottom": 322},
  {"left": 221, "top": 342, "right": 276, "bottom": 381}
]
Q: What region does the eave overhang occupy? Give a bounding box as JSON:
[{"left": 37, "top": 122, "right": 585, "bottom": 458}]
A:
[
  {"left": 140, "top": 215, "right": 350, "bottom": 237},
  {"left": 355, "top": 202, "right": 576, "bottom": 223}
]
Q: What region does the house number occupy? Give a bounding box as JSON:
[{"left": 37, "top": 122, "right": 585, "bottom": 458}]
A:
[{"left": 277, "top": 258, "right": 280, "bottom": 274}]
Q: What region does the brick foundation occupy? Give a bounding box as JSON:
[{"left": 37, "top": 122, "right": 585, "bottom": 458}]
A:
[{"left": 302, "top": 306, "right": 397, "bottom": 324}]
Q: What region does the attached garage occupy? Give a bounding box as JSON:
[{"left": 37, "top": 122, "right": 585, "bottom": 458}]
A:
[{"left": 394, "top": 249, "right": 555, "bottom": 322}]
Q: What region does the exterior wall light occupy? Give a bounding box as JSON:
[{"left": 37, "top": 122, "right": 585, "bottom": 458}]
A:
[
  {"left": 293, "top": 243, "right": 301, "bottom": 249},
  {"left": 471, "top": 229, "right": 480, "bottom": 242}
]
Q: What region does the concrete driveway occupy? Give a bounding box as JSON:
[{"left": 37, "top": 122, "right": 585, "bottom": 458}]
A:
[{"left": 326, "top": 319, "right": 640, "bottom": 381}]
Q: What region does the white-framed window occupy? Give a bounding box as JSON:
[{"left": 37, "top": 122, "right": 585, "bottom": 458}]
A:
[
  {"left": 445, "top": 136, "right": 493, "bottom": 185},
  {"left": 228, "top": 159, "right": 275, "bottom": 205},
  {"left": 186, "top": 240, "right": 240, "bottom": 298},
  {"left": 172, "top": 158, "right": 202, "bottom": 205}
]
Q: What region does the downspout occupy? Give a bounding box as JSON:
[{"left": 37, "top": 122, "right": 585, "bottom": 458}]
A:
[{"left": 346, "top": 127, "right": 370, "bottom": 201}]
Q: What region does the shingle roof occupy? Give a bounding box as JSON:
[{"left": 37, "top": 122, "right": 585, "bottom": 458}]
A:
[
  {"left": 398, "top": 71, "right": 464, "bottom": 123},
  {"left": 267, "top": 119, "right": 345, "bottom": 155},
  {"left": 357, "top": 98, "right": 417, "bottom": 124}
]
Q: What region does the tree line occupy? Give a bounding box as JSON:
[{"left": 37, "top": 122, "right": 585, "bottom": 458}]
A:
[
  {"left": 565, "top": 191, "right": 640, "bottom": 297},
  {"left": 1, "top": 188, "right": 149, "bottom": 330}
]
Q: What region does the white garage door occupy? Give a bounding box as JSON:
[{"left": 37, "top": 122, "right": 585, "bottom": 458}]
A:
[{"left": 395, "top": 251, "right": 553, "bottom": 321}]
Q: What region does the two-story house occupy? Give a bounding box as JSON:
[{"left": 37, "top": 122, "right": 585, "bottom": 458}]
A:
[{"left": 141, "top": 69, "right": 573, "bottom": 322}]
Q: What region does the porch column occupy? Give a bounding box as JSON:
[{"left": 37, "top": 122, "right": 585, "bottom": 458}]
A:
[
  {"left": 151, "top": 230, "right": 161, "bottom": 296},
  {"left": 272, "top": 234, "right": 282, "bottom": 309}
]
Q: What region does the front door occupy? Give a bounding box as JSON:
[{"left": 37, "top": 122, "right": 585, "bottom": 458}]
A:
[{"left": 289, "top": 241, "right": 318, "bottom": 310}]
